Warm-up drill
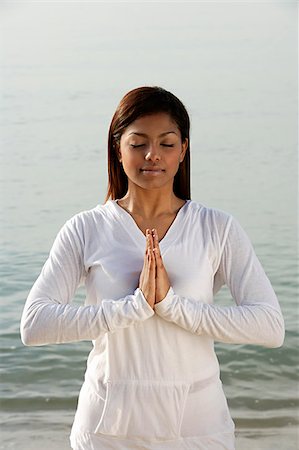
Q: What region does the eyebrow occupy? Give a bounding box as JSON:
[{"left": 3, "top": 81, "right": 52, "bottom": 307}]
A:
[{"left": 128, "top": 131, "right": 177, "bottom": 137}]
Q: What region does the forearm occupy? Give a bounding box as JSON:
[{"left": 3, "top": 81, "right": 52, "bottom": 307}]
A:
[
  {"left": 154, "top": 288, "right": 285, "bottom": 348},
  {"left": 21, "top": 287, "right": 154, "bottom": 346}
]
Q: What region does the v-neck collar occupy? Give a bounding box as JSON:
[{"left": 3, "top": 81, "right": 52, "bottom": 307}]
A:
[{"left": 106, "top": 199, "right": 192, "bottom": 252}]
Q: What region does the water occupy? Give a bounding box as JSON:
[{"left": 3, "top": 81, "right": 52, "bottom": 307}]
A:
[{"left": 1, "top": 2, "right": 298, "bottom": 449}]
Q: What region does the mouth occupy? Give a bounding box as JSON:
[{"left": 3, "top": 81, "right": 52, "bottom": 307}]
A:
[{"left": 140, "top": 168, "right": 165, "bottom": 174}]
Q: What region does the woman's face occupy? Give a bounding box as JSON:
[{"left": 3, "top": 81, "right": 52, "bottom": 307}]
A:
[{"left": 118, "top": 112, "right": 188, "bottom": 193}]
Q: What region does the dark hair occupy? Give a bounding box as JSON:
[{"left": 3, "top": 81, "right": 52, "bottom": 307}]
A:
[{"left": 104, "top": 86, "right": 191, "bottom": 202}]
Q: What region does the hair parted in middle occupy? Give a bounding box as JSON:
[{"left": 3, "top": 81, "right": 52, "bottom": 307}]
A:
[{"left": 105, "top": 86, "right": 191, "bottom": 202}]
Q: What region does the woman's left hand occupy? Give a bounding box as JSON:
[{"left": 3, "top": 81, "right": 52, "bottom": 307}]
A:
[{"left": 152, "top": 229, "right": 171, "bottom": 304}]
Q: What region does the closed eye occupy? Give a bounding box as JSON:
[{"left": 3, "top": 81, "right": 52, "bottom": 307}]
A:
[
  {"left": 130, "top": 144, "right": 145, "bottom": 148},
  {"left": 161, "top": 144, "right": 174, "bottom": 147}
]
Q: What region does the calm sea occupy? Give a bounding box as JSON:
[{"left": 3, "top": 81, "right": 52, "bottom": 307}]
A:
[{"left": 1, "top": 2, "right": 298, "bottom": 449}]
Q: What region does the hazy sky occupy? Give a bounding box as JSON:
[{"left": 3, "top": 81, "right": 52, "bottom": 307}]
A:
[{"left": 0, "top": 1, "right": 297, "bottom": 247}]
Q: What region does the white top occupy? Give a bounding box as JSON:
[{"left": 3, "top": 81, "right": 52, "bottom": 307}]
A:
[{"left": 20, "top": 200, "right": 284, "bottom": 450}]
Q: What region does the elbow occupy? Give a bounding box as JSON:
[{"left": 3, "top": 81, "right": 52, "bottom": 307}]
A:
[
  {"left": 20, "top": 321, "right": 39, "bottom": 346},
  {"left": 20, "top": 307, "right": 36, "bottom": 346},
  {"left": 20, "top": 324, "right": 48, "bottom": 346},
  {"left": 269, "top": 328, "right": 285, "bottom": 349},
  {"left": 20, "top": 329, "right": 33, "bottom": 346},
  {"left": 20, "top": 292, "right": 55, "bottom": 346},
  {"left": 264, "top": 313, "right": 285, "bottom": 349},
  {"left": 20, "top": 306, "right": 45, "bottom": 346}
]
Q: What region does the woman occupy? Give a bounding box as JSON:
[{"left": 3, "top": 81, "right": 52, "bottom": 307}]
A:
[{"left": 20, "top": 86, "right": 285, "bottom": 450}]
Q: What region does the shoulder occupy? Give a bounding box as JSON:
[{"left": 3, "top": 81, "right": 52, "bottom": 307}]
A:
[
  {"left": 190, "top": 201, "right": 253, "bottom": 251},
  {"left": 186, "top": 200, "right": 239, "bottom": 252},
  {"left": 58, "top": 202, "right": 114, "bottom": 242},
  {"left": 187, "top": 200, "right": 233, "bottom": 230},
  {"left": 69, "top": 201, "right": 113, "bottom": 225}
]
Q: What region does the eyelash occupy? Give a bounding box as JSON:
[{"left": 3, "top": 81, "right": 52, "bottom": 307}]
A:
[{"left": 130, "top": 144, "right": 174, "bottom": 148}]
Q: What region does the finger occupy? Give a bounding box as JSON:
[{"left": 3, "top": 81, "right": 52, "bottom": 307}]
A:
[
  {"left": 152, "top": 229, "right": 162, "bottom": 259},
  {"left": 145, "top": 232, "right": 154, "bottom": 263},
  {"left": 144, "top": 232, "right": 151, "bottom": 263},
  {"left": 147, "top": 243, "right": 156, "bottom": 277},
  {"left": 146, "top": 229, "right": 154, "bottom": 248},
  {"left": 149, "top": 253, "right": 156, "bottom": 279},
  {"left": 148, "top": 229, "right": 154, "bottom": 251},
  {"left": 145, "top": 229, "right": 151, "bottom": 255},
  {"left": 148, "top": 244, "right": 155, "bottom": 265},
  {"left": 151, "top": 228, "right": 160, "bottom": 250},
  {"left": 153, "top": 250, "right": 164, "bottom": 273}
]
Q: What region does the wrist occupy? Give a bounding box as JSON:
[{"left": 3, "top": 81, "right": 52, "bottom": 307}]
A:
[{"left": 155, "top": 285, "right": 172, "bottom": 304}]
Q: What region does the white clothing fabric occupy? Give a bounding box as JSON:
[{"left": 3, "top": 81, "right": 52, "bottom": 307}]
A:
[{"left": 20, "top": 200, "right": 285, "bottom": 450}]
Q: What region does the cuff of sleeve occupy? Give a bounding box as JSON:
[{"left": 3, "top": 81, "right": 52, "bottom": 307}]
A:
[
  {"left": 134, "top": 288, "right": 155, "bottom": 318},
  {"left": 154, "top": 287, "right": 175, "bottom": 316},
  {"left": 102, "top": 289, "right": 155, "bottom": 333}
]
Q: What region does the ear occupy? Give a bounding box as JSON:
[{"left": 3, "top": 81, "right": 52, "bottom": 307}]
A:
[
  {"left": 115, "top": 143, "right": 122, "bottom": 162},
  {"left": 179, "top": 138, "right": 188, "bottom": 162}
]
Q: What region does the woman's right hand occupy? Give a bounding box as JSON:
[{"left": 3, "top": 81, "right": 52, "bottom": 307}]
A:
[{"left": 138, "top": 229, "right": 156, "bottom": 309}]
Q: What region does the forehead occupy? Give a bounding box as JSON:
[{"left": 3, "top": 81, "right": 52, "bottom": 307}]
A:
[{"left": 123, "top": 113, "right": 179, "bottom": 136}]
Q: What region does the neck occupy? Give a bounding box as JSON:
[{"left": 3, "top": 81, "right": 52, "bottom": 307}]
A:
[{"left": 118, "top": 186, "right": 184, "bottom": 219}]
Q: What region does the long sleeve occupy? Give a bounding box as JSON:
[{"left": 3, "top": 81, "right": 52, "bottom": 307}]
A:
[
  {"left": 20, "top": 217, "right": 154, "bottom": 346},
  {"left": 154, "top": 216, "right": 285, "bottom": 348}
]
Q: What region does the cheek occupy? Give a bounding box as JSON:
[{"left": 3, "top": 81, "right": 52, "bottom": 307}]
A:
[
  {"left": 168, "top": 153, "right": 181, "bottom": 166},
  {"left": 121, "top": 151, "right": 142, "bottom": 171}
]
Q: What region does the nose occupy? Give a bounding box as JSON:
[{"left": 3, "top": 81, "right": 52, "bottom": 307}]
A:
[{"left": 144, "top": 144, "right": 161, "bottom": 162}]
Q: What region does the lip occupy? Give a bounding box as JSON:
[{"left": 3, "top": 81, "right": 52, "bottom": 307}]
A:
[
  {"left": 140, "top": 168, "right": 165, "bottom": 176},
  {"left": 140, "top": 168, "right": 165, "bottom": 172}
]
